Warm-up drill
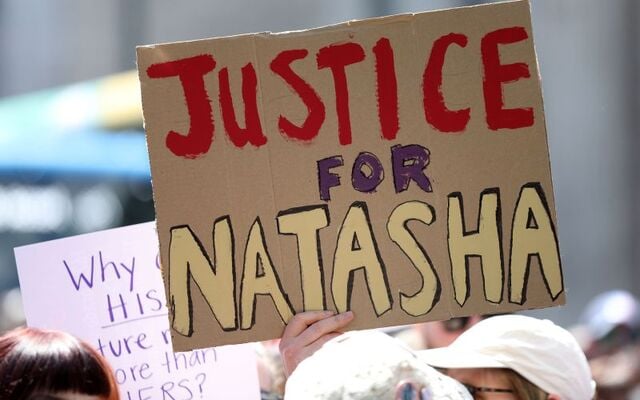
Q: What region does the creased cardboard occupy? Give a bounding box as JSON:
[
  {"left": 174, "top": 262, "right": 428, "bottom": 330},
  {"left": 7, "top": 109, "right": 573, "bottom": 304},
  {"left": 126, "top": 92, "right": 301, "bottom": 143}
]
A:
[{"left": 137, "top": 0, "right": 564, "bottom": 351}]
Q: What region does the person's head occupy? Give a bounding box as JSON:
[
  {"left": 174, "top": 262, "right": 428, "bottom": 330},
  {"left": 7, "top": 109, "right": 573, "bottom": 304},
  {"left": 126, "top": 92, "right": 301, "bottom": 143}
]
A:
[
  {"left": 284, "top": 330, "right": 473, "bottom": 400},
  {"left": 0, "top": 327, "right": 119, "bottom": 400},
  {"left": 420, "top": 315, "right": 596, "bottom": 400},
  {"left": 445, "top": 368, "right": 550, "bottom": 400},
  {"left": 579, "top": 289, "right": 640, "bottom": 358}
]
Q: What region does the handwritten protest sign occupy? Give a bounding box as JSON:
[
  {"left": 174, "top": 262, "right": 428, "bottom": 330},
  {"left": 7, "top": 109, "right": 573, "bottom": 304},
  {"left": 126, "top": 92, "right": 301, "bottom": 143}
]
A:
[
  {"left": 137, "top": 0, "right": 564, "bottom": 351},
  {"left": 14, "top": 222, "right": 260, "bottom": 400}
]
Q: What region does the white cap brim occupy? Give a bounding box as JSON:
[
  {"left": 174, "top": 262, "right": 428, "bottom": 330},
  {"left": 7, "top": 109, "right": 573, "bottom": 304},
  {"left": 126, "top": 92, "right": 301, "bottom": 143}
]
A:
[{"left": 419, "top": 347, "right": 507, "bottom": 370}]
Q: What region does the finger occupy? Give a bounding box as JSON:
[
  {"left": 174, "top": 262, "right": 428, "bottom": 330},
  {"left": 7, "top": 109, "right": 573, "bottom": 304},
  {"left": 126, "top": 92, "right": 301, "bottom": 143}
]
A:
[
  {"left": 304, "top": 331, "right": 342, "bottom": 355},
  {"left": 282, "top": 310, "right": 336, "bottom": 339},
  {"left": 296, "top": 311, "right": 354, "bottom": 345}
]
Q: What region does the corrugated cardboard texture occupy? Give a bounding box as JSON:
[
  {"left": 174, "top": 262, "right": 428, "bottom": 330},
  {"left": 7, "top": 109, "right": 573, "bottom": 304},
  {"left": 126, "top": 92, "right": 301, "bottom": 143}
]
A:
[{"left": 137, "top": 0, "right": 564, "bottom": 351}]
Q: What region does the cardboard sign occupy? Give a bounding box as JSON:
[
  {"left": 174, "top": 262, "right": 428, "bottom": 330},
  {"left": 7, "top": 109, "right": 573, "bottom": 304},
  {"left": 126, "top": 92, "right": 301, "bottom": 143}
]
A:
[
  {"left": 137, "top": 0, "right": 564, "bottom": 351},
  {"left": 14, "top": 223, "right": 260, "bottom": 399}
]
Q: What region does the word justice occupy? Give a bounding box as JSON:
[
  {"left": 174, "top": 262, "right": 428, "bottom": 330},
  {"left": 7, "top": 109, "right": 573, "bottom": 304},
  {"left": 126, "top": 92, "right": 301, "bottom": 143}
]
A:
[
  {"left": 147, "top": 26, "right": 534, "bottom": 158},
  {"left": 167, "top": 182, "right": 563, "bottom": 337}
]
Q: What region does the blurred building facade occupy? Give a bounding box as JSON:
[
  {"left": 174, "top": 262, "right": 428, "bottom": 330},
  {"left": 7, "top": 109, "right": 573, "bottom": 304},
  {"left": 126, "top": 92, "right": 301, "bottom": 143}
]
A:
[{"left": 0, "top": 0, "right": 637, "bottom": 326}]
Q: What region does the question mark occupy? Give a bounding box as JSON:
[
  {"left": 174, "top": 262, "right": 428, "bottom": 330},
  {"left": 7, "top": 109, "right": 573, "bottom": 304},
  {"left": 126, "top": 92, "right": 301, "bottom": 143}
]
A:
[{"left": 195, "top": 373, "right": 206, "bottom": 398}]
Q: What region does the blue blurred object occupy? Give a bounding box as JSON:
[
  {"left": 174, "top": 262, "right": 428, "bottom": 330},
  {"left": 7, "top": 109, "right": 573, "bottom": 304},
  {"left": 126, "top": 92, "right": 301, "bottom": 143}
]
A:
[
  {"left": 0, "top": 71, "right": 150, "bottom": 180},
  {"left": 0, "top": 128, "right": 150, "bottom": 179}
]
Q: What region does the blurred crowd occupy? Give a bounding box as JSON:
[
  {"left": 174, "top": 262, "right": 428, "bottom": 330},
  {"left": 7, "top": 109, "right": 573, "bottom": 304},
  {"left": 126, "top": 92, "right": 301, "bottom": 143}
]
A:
[
  {"left": 573, "top": 291, "right": 640, "bottom": 399},
  {"left": 1, "top": 289, "right": 639, "bottom": 399}
]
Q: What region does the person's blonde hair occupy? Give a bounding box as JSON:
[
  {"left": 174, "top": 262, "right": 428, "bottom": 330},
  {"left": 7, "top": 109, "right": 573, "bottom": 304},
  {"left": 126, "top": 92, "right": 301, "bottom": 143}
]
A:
[{"left": 502, "top": 369, "right": 548, "bottom": 400}]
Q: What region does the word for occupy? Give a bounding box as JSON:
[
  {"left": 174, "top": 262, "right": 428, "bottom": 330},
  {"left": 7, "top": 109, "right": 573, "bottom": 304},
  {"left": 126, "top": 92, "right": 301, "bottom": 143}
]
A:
[
  {"left": 318, "top": 144, "right": 431, "bottom": 201},
  {"left": 64, "top": 252, "right": 136, "bottom": 292},
  {"left": 167, "top": 182, "right": 562, "bottom": 336},
  {"left": 146, "top": 27, "right": 533, "bottom": 158}
]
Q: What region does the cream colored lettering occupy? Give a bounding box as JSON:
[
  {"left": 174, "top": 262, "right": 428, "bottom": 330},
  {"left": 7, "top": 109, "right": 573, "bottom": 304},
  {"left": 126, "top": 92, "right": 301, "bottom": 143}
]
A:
[
  {"left": 509, "top": 184, "right": 563, "bottom": 304},
  {"left": 240, "top": 218, "right": 294, "bottom": 329},
  {"left": 387, "top": 201, "right": 440, "bottom": 316},
  {"left": 277, "top": 206, "right": 329, "bottom": 310},
  {"left": 447, "top": 190, "right": 503, "bottom": 306},
  {"left": 168, "top": 218, "right": 236, "bottom": 336},
  {"left": 331, "top": 202, "right": 392, "bottom": 316}
]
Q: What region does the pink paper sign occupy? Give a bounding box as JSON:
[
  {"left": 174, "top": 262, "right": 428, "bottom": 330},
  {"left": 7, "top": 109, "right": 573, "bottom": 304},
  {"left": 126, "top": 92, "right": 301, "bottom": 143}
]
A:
[{"left": 14, "top": 222, "right": 260, "bottom": 400}]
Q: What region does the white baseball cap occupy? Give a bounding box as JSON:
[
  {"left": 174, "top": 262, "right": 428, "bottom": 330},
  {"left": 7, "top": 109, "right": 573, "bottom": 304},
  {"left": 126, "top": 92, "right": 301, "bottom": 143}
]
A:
[
  {"left": 580, "top": 290, "right": 640, "bottom": 341},
  {"left": 285, "top": 330, "right": 472, "bottom": 400},
  {"left": 419, "top": 315, "right": 596, "bottom": 400}
]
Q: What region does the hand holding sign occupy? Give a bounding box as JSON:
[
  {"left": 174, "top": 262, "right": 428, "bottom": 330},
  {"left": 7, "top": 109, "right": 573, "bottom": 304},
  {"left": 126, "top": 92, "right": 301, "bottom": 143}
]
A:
[{"left": 279, "top": 310, "right": 355, "bottom": 377}]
